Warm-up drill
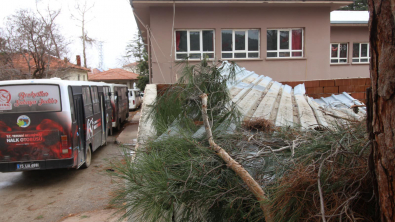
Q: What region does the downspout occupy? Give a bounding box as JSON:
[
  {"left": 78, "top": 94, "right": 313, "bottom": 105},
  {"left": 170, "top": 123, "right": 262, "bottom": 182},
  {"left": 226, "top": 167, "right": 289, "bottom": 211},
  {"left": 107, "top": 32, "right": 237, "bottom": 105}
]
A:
[
  {"left": 130, "top": 0, "right": 152, "bottom": 84},
  {"left": 147, "top": 26, "right": 152, "bottom": 84}
]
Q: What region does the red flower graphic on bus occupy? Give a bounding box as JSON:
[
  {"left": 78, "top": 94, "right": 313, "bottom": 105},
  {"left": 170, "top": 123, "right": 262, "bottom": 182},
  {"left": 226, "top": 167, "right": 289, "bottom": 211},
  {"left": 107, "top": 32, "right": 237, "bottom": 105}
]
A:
[
  {"left": 0, "top": 89, "right": 12, "bottom": 111},
  {"left": 0, "top": 89, "right": 11, "bottom": 103}
]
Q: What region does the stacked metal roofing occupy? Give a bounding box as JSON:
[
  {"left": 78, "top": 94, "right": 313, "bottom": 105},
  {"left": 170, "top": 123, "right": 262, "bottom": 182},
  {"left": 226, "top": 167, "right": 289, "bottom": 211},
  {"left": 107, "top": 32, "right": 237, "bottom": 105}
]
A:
[{"left": 223, "top": 62, "right": 366, "bottom": 129}]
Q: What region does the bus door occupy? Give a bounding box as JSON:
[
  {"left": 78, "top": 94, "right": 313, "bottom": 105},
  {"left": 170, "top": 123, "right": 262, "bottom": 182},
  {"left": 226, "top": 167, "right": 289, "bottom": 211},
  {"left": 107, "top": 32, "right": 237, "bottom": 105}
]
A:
[
  {"left": 74, "top": 95, "right": 85, "bottom": 167},
  {"left": 100, "top": 93, "right": 106, "bottom": 145}
]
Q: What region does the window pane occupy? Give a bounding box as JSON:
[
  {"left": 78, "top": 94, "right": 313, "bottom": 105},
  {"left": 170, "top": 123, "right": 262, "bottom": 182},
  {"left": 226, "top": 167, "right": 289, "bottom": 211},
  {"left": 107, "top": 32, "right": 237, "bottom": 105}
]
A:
[
  {"left": 340, "top": 59, "right": 347, "bottom": 63},
  {"left": 352, "top": 58, "right": 359, "bottom": 63},
  {"left": 331, "top": 44, "right": 338, "bottom": 58},
  {"left": 248, "top": 53, "right": 259, "bottom": 58},
  {"left": 292, "top": 29, "right": 302, "bottom": 50},
  {"left": 280, "top": 31, "right": 289, "bottom": 50},
  {"left": 267, "top": 30, "right": 277, "bottom": 50},
  {"left": 292, "top": 52, "right": 302, "bottom": 57},
  {"left": 267, "top": 52, "right": 277, "bottom": 57},
  {"left": 222, "top": 53, "right": 232, "bottom": 58},
  {"left": 203, "top": 53, "right": 214, "bottom": 59},
  {"left": 361, "top": 59, "right": 368, "bottom": 63},
  {"left": 361, "top": 44, "right": 368, "bottom": 57},
  {"left": 190, "top": 31, "right": 200, "bottom": 51},
  {"left": 176, "top": 31, "right": 187, "bottom": 52},
  {"left": 340, "top": 44, "right": 347, "bottom": 58},
  {"left": 279, "top": 52, "right": 290, "bottom": 57},
  {"left": 248, "top": 30, "right": 259, "bottom": 51},
  {"left": 189, "top": 53, "right": 201, "bottom": 59},
  {"left": 203, "top": 31, "right": 214, "bottom": 52},
  {"left": 176, "top": 54, "right": 187, "bottom": 59},
  {"left": 83, "top": 87, "right": 92, "bottom": 104},
  {"left": 235, "top": 31, "right": 245, "bottom": 50},
  {"left": 235, "top": 53, "right": 246, "bottom": 58},
  {"left": 222, "top": 30, "right": 232, "bottom": 51},
  {"left": 353, "top": 43, "right": 359, "bottom": 57},
  {"left": 331, "top": 59, "right": 338, "bottom": 63}
]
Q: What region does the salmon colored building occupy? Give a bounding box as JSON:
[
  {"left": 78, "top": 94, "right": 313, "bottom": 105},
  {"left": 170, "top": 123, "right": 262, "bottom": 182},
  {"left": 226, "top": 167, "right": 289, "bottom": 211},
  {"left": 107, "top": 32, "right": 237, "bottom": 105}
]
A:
[{"left": 130, "top": 0, "right": 369, "bottom": 86}]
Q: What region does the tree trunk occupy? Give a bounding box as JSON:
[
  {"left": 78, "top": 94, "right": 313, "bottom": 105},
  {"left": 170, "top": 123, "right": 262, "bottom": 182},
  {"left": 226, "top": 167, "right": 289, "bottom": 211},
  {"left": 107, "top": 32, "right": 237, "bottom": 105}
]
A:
[
  {"left": 82, "top": 18, "right": 87, "bottom": 68},
  {"left": 368, "top": 1, "right": 395, "bottom": 221}
]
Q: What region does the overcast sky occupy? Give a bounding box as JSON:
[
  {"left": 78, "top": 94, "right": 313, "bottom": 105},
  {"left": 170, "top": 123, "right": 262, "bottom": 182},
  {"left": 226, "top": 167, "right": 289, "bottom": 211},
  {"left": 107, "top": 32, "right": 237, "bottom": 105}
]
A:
[{"left": 0, "top": 0, "right": 138, "bottom": 70}]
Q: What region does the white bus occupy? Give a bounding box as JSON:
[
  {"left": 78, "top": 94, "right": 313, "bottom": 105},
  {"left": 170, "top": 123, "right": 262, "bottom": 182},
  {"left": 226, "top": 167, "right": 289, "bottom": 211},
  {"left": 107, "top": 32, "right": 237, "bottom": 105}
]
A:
[
  {"left": 0, "top": 79, "right": 113, "bottom": 172},
  {"left": 109, "top": 84, "right": 129, "bottom": 132}
]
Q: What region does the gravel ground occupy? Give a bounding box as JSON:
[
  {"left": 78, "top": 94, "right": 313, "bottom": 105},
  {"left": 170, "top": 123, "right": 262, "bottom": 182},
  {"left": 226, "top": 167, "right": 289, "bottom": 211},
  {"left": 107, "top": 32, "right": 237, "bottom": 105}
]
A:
[{"left": 0, "top": 133, "right": 125, "bottom": 222}]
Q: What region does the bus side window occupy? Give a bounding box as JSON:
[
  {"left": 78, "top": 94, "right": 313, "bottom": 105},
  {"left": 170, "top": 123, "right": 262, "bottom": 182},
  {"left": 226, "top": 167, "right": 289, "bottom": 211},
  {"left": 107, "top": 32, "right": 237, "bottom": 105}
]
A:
[
  {"left": 92, "top": 86, "right": 100, "bottom": 114},
  {"left": 104, "top": 87, "right": 109, "bottom": 101},
  {"left": 82, "top": 86, "right": 93, "bottom": 117},
  {"left": 68, "top": 87, "right": 75, "bottom": 122}
]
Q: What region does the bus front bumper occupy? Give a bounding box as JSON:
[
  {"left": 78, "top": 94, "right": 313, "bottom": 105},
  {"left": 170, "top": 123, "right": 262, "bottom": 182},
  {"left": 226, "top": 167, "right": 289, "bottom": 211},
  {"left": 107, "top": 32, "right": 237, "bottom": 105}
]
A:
[{"left": 0, "top": 158, "right": 74, "bottom": 172}]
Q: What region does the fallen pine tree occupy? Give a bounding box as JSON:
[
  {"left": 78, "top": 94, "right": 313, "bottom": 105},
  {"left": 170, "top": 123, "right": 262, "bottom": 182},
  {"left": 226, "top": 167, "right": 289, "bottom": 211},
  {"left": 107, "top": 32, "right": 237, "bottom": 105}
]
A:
[{"left": 109, "top": 59, "right": 376, "bottom": 222}]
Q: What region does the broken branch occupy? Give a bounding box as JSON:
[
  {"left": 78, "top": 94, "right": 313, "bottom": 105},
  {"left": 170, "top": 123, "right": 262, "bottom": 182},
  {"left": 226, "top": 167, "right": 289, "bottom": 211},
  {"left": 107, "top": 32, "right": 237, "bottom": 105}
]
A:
[{"left": 200, "top": 93, "right": 272, "bottom": 222}]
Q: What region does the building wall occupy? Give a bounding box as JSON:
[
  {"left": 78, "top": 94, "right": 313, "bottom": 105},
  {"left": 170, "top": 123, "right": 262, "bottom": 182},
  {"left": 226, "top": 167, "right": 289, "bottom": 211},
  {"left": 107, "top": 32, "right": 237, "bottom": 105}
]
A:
[
  {"left": 65, "top": 70, "right": 88, "bottom": 81},
  {"left": 282, "top": 77, "right": 370, "bottom": 103},
  {"left": 90, "top": 80, "right": 137, "bottom": 89},
  {"left": 329, "top": 26, "right": 369, "bottom": 79},
  {"left": 149, "top": 6, "right": 334, "bottom": 83}
]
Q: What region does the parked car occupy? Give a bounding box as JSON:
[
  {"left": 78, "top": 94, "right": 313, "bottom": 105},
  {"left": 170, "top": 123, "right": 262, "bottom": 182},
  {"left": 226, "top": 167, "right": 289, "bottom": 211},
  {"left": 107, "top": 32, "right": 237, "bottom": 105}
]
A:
[{"left": 128, "top": 89, "right": 142, "bottom": 110}]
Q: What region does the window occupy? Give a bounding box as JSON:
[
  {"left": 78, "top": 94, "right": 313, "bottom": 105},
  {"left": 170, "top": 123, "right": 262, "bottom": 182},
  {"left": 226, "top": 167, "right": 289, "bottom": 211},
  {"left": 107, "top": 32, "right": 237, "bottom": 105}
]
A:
[
  {"left": 0, "top": 85, "right": 61, "bottom": 113},
  {"left": 221, "top": 29, "right": 260, "bottom": 59},
  {"left": 266, "top": 28, "right": 303, "bottom": 58},
  {"left": 91, "top": 86, "right": 100, "bottom": 114},
  {"left": 68, "top": 87, "right": 75, "bottom": 122},
  {"left": 82, "top": 86, "right": 93, "bottom": 117},
  {"left": 175, "top": 30, "right": 214, "bottom": 60},
  {"left": 353, "top": 43, "right": 370, "bottom": 63},
  {"left": 103, "top": 87, "right": 110, "bottom": 101},
  {"left": 330, "top": 43, "right": 348, "bottom": 64}
]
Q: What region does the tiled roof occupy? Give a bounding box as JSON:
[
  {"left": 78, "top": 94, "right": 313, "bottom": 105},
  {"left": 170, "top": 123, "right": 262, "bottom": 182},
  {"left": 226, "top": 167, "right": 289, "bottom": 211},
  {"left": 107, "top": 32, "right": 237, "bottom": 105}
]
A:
[
  {"left": 9, "top": 54, "right": 89, "bottom": 74},
  {"left": 88, "top": 68, "right": 139, "bottom": 81}
]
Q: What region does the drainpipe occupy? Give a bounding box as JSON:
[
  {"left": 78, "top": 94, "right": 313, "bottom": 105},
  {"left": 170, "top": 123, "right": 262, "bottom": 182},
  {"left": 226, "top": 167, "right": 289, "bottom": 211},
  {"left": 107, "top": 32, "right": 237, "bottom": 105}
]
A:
[{"left": 147, "top": 26, "right": 152, "bottom": 84}]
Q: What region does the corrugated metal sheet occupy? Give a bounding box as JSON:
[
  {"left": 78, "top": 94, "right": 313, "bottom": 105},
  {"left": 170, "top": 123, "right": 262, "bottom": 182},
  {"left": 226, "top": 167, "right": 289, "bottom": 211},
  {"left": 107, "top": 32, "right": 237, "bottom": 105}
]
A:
[
  {"left": 148, "top": 63, "right": 367, "bottom": 144},
  {"left": 221, "top": 62, "right": 366, "bottom": 129}
]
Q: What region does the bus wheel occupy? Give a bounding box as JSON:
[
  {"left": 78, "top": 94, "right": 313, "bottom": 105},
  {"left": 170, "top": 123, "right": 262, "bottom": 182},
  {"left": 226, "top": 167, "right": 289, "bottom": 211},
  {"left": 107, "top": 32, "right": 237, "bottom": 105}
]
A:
[{"left": 81, "top": 147, "right": 92, "bottom": 169}]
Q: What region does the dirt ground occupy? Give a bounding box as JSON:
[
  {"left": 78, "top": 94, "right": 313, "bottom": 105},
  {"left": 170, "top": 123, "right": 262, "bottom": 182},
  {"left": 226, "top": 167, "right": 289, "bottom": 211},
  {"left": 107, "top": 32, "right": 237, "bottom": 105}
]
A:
[{"left": 0, "top": 111, "right": 139, "bottom": 222}]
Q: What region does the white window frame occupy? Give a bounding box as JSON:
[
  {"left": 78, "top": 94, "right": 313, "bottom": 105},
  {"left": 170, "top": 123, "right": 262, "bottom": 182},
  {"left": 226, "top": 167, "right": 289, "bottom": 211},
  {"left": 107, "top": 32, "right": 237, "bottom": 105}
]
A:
[
  {"left": 174, "top": 29, "right": 215, "bottom": 60},
  {"left": 266, "top": 28, "right": 304, "bottom": 58},
  {"left": 330, "top": 43, "right": 348, "bottom": 64},
  {"left": 221, "top": 29, "right": 260, "bottom": 59},
  {"left": 352, "top": 43, "right": 370, "bottom": 64}
]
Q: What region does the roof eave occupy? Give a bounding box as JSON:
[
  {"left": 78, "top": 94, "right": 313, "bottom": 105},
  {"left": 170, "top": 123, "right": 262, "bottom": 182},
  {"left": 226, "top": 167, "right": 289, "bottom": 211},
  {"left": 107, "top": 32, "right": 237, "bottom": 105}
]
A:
[{"left": 330, "top": 22, "right": 368, "bottom": 26}]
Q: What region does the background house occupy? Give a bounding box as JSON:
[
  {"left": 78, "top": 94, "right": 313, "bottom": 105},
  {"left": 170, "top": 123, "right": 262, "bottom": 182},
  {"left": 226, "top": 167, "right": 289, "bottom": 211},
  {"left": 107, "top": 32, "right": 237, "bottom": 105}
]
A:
[
  {"left": 0, "top": 54, "right": 89, "bottom": 81},
  {"left": 88, "top": 68, "right": 139, "bottom": 88},
  {"left": 130, "top": 0, "right": 369, "bottom": 84}
]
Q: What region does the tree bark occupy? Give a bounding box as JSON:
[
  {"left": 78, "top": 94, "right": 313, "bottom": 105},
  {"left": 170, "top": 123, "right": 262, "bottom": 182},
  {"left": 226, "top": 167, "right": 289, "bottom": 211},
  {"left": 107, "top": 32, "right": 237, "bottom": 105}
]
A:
[
  {"left": 200, "top": 93, "right": 272, "bottom": 222},
  {"left": 368, "top": 1, "right": 395, "bottom": 221},
  {"left": 82, "top": 17, "right": 87, "bottom": 68}
]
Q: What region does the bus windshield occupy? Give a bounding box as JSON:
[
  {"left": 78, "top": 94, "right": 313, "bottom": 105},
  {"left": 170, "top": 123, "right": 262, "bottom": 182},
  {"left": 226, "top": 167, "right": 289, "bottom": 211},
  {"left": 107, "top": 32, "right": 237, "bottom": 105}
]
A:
[{"left": 0, "top": 84, "right": 61, "bottom": 113}]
